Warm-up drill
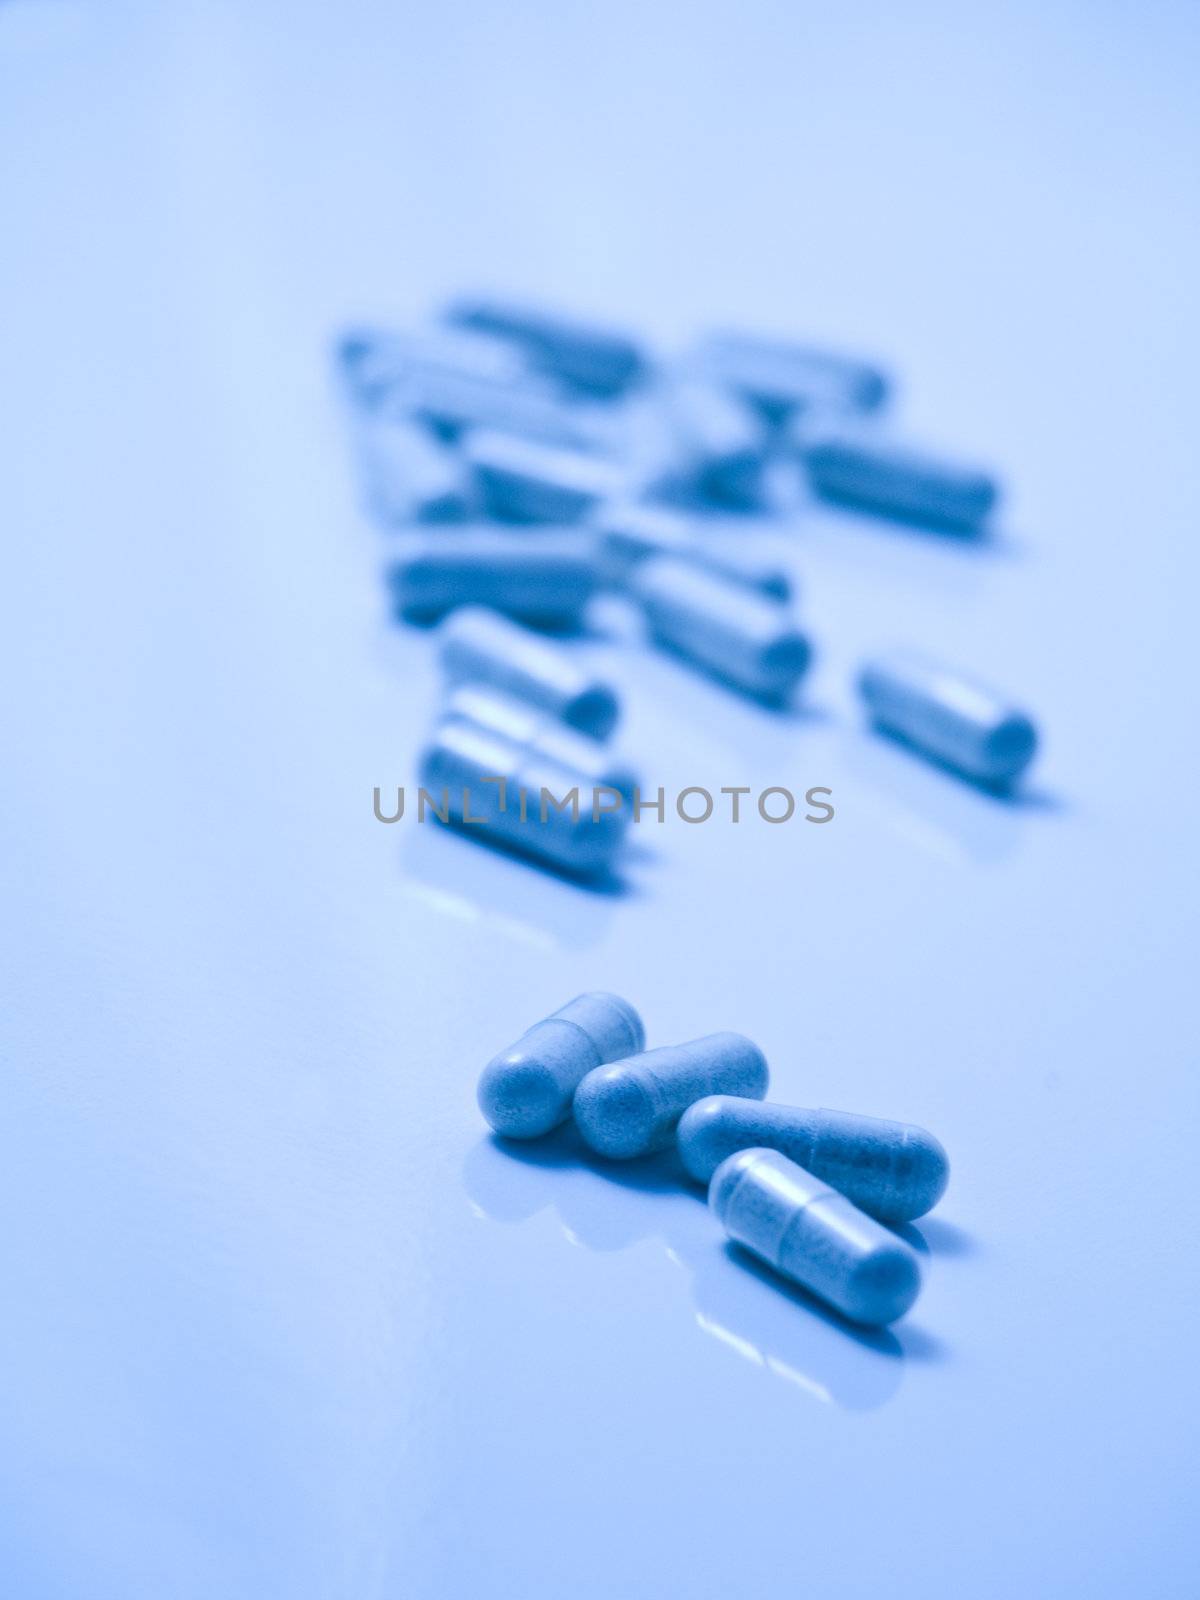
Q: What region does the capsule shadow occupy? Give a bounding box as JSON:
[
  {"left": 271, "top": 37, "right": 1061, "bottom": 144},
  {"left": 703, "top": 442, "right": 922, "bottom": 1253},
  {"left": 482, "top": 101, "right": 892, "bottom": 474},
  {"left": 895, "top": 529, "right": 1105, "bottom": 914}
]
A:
[
  {"left": 463, "top": 1131, "right": 911, "bottom": 1408},
  {"left": 428, "top": 816, "right": 635, "bottom": 896},
  {"left": 843, "top": 727, "right": 1051, "bottom": 867},
  {"left": 902, "top": 1216, "right": 979, "bottom": 1260},
  {"left": 399, "top": 826, "right": 622, "bottom": 951}
]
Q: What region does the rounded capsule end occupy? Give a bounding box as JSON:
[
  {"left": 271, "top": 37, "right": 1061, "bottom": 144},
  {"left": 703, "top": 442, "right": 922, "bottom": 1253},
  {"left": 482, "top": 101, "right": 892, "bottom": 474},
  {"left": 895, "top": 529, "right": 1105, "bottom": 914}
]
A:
[
  {"left": 564, "top": 684, "right": 621, "bottom": 741},
  {"left": 843, "top": 1240, "right": 923, "bottom": 1327},
  {"left": 897, "top": 1127, "right": 951, "bottom": 1221},
  {"left": 677, "top": 1095, "right": 739, "bottom": 1185},
  {"left": 573, "top": 1064, "right": 660, "bottom": 1159},
  {"left": 477, "top": 1051, "right": 566, "bottom": 1140},
  {"left": 983, "top": 713, "right": 1038, "bottom": 786},
  {"left": 707, "top": 1146, "right": 763, "bottom": 1223}
]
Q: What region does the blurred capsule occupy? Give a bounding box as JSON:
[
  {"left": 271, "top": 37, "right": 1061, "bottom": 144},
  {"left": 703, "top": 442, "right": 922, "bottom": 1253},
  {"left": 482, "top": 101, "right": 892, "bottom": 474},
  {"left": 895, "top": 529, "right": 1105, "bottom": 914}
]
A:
[
  {"left": 573, "top": 1034, "right": 769, "bottom": 1159},
  {"left": 440, "top": 685, "right": 638, "bottom": 800},
  {"left": 445, "top": 296, "right": 647, "bottom": 398},
  {"left": 357, "top": 415, "right": 474, "bottom": 525},
  {"left": 677, "top": 1096, "right": 949, "bottom": 1223},
  {"left": 389, "top": 529, "right": 603, "bottom": 628},
  {"left": 418, "top": 718, "right": 628, "bottom": 877},
  {"left": 466, "top": 430, "right": 625, "bottom": 524},
  {"left": 632, "top": 556, "right": 811, "bottom": 703},
  {"left": 338, "top": 326, "right": 526, "bottom": 413},
  {"left": 858, "top": 651, "right": 1038, "bottom": 788},
  {"left": 478, "top": 991, "right": 645, "bottom": 1139},
  {"left": 696, "top": 330, "right": 889, "bottom": 422},
  {"left": 710, "top": 1149, "right": 922, "bottom": 1327},
  {"left": 438, "top": 606, "right": 620, "bottom": 738},
  {"left": 801, "top": 428, "right": 998, "bottom": 534},
  {"left": 593, "top": 502, "right": 792, "bottom": 601},
  {"left": 661, "top": 377, "right": 769, "bottom": 509}
]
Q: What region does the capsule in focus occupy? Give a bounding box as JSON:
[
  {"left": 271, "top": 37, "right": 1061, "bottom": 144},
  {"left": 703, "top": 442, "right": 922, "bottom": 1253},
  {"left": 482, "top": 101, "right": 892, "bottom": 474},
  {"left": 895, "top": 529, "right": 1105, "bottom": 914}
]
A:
[
  {"left": 593, "top": 502, "right": 792, "bottom": 601},
  {"left": 632, "top": 556, "right": 811, "bottom": 703},
  {"left": 439, "top": 684, "right": 638, "bottom": 801},
  {"left": 445, "top": 296, "right": 647, "bottom": 398},
  {"left": 438, "top": 606, "right": 620, "bottom": 738},
  {"left": 696, "top": 330, "right": 890, "bottom": 422},
  {"left": 801, "top": 428, "right": 998, "bottom": 534},
  {"left": 465, "top": 430, "right": 625, "bottom": 525},
  {"left": 677, "top": 1096, "right": 949, "bottom": 1223},
  {"left": 573, "top": 1034, "right": 769, "bottom": 1159},
  {"left": 478, "top": 992, "right": 646, "bottom": 1139},
  {"left": 389, "top": 529, "right": 604, "bottom": 628},
  {"left": 418, "top": 718, "right": 628, "bottom": 877},
  {"left": 858, "top": 650, "right": 1039, "bottom": 788},
  {"left": 710, "top": 1148, "right": 922, "bottom": 1326}
]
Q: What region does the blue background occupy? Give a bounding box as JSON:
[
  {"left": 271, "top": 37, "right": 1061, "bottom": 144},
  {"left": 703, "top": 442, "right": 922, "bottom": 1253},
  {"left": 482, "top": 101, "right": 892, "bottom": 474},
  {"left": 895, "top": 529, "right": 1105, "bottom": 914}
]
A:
[{"left": 2, "top": 2, "right": 1198, "bottom": 1596}]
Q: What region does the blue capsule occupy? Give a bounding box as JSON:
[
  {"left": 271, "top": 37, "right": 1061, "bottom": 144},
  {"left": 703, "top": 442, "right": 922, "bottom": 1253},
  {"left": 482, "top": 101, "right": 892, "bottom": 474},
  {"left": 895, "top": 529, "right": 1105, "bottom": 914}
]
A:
[
  {"left": 389, "top": 529, "right": 604, "bottom": 628},
  {"left": 356, "top": 415, "right": 474, "bottom": 525},
  {"left": 632, "top": 556, "right": 811, "bottom": 703},
  {"left": 573, "top": 1034, "right": 769, "bottom": 1159},
  {"left": 696, "top": 331, "right": 890, "bottom": 422},
  {"left": 677, "top": 1096, "right": 949, "bottom": 1223},
  {"left": 802, "top": 427, "right": 998, "bottom": 534},
  {"left": 593, "top": 502, "right": 792, "bottom": 601},
  {"left": 478, "top": 992, "right": 646, "bottom": 1139},
  {"left": 445, "top": 296, "right": 647, "bottom": 398},
  {"left": 337, "top": 326, "right": 525, "bottom": 413},
  {"left": 465, "top": 430, "right": 625, "bottom": 524},
  {"left": 418, "top": 718, "right": 628, "bottom": 876},
  {"left": 710, "top": 1149, "right": 922, "bottom": 1326},
  {"left": 661, "top": 378, "right": 769, "bottom": 509},
  {"left": 439, "top": 685, "right": 638, "bottom": 801},
  {"left": 859, "top": 650, "right": 1039, "bottom": 788},
  {"left": 438, "top": 606, "right": 619, "bottom": 738}
]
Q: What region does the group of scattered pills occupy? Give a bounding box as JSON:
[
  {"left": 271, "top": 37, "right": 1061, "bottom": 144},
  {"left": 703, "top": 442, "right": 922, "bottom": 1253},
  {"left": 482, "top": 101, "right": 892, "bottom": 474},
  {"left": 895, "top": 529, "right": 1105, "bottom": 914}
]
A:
[
  {"left": 340, "top": 296, "right": 1042, "bottom": 877},
  {"left": 478, "top": 993, "right": 950, "bottom": 1328}
]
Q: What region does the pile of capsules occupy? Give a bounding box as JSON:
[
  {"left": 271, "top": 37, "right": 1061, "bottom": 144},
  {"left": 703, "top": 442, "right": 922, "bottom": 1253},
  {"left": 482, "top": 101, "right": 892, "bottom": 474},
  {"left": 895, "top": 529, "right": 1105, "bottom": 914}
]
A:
[
  {"left": 340, "top": 296, "right": 1042, "bottom": 878},
  {"left": 478, "top": 992, "right": 950, "bottom": 1328}
]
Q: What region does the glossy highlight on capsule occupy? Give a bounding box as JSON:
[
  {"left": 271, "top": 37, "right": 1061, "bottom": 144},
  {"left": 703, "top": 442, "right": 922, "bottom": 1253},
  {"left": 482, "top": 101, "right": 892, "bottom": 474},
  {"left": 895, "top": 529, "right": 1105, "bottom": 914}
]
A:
[
  {"left": 677, "top": 1096, "right": 949, "bottom": 1222},
  {"left": 478, "top": 993, "right": 646, "bottom": 1139},
  {"left": 438, "top": 607, "right": 620, "bottom": 738},
  {"left": 858, "top": 650, "right": 1039, "bottom": 788},
  {"left": 418, "top": 719, "right": 629, "bottom": 876},
  {"left": 710, "top": 1148, "right": 922, "bottom": 1326},
  {"left": 633, "top": 556, "right": 811, "bottom": 704}
]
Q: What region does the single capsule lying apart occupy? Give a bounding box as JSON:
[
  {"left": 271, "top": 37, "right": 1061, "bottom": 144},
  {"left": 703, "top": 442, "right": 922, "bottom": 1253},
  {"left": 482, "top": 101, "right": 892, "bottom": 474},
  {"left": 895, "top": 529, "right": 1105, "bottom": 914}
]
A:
[
  {"left": 696, "top": 330, "right": 889, "bottom": 422},
  {"left": 465, "top": 430, "right": 625, "bottom": 524},
  {"left": 858, "top": 650, "right": 1039, "bottom": 788},
  {"left": 661, "top": 378, "right": 769, "bottom": 509},
  {"left": 710, "top": 1148, "right": 922, "bottom": 1326},
  {"left": 478, "top": 991, "right": 646, "bottom": 1138},
  {"left": 389, "top": 529, "right": 604, "bottom": 628},
  {"left": 632, "top": 556, "right": 811, "bottom": 703},
  {"left": 440, "top": 685, "right": 638, "bottom": 800},
  {"left": 594, "top": 503, "right": 792, "bottom": 601},
  {"left": 357, "top": 415, "right": 474, "bottom": 525},
  {"left": 573, "top": 1034, "right": 769, "bottom": 1159},
  {"left": 677, "top": 1096, "right": 949, "bottom": 1223},
  {"left": 445, "top": 296, "right": 647, "bottom": 398},
  {"left": 419, "top": 718, "right": 628, "bottom": 877},
  {"left": 438, "top": 606, "right": 620, "bottom": 738},
  {"left": 801, "top": 429, "right": 998, "bottom": 534}
]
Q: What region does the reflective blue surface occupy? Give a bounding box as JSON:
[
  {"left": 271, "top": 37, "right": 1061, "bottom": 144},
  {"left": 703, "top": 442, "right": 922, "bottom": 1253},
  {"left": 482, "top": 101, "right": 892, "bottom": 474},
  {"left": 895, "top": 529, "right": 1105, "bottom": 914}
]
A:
[{"left": 2, "top": 2, "right": 1199, "bottom": 1597}]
